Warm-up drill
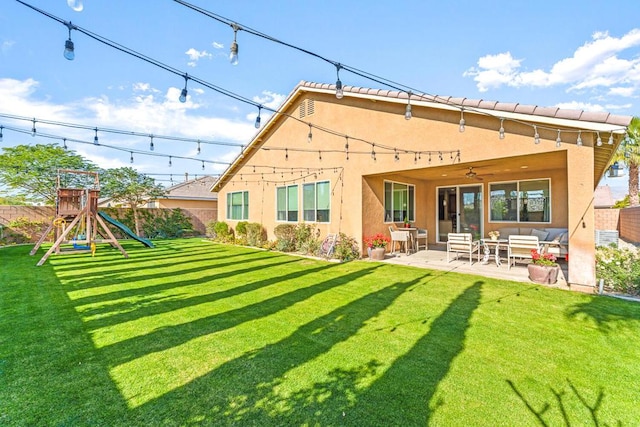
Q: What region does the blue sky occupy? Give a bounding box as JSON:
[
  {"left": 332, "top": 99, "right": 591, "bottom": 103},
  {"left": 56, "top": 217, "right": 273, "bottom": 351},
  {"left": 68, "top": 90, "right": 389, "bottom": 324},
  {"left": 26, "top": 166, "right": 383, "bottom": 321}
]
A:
[{"left": 1, "top": 0, "right": 639, "bottom": 194}]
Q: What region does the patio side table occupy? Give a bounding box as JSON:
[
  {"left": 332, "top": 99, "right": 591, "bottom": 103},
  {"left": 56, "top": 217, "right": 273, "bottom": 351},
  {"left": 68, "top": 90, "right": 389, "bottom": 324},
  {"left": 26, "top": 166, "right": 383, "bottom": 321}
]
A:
[{"left": 480, "top": 238, "right": 508, "bottom": 267}]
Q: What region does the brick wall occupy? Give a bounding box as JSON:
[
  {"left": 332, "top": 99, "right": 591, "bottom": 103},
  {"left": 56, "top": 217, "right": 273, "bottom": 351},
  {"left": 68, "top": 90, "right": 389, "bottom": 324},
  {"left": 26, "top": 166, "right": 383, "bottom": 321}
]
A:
[
  {"left": 595, "top": 208, "right": 620, "bottom": 231},
  {"left": 620, "top": 206, "right": 640, "bottom": 243}
]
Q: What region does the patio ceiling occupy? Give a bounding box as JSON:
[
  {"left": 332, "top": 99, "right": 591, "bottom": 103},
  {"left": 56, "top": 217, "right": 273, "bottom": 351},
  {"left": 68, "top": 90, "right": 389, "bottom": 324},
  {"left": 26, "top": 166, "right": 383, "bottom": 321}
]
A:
[{"left": 370, "top": 151, "right": 567, "bottom": 183}]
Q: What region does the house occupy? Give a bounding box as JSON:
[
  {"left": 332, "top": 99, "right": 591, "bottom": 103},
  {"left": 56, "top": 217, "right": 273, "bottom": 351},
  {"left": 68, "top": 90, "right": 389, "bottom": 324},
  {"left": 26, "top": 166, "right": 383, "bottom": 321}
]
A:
[
  {"left": 212, "top": 81, "right": 631, "bottom": 289},
  {"left": 147, "top": 175, "right": 218, "bottom": 209}
]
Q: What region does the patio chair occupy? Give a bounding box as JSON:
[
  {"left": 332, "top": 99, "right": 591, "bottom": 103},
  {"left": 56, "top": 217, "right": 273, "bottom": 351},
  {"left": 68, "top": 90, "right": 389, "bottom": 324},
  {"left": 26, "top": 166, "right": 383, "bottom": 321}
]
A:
[
  {"left": 416, "top": 228, "right": 428, "bottom": 251},
  {"left": 389, "top": 226, "right": 411, "bottom": 255},
  {"left": 447, "top": 233, "right": 480, "bottom": 265},
  {"left": 507, "top": 235, "right": 540, "bottom": 270}
]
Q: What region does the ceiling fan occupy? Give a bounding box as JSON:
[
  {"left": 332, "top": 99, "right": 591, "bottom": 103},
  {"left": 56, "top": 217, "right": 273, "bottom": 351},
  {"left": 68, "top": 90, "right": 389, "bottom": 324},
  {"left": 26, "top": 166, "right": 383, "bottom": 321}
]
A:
[{"left": 465, "top": 167, "right": 482, "bottom": 180}]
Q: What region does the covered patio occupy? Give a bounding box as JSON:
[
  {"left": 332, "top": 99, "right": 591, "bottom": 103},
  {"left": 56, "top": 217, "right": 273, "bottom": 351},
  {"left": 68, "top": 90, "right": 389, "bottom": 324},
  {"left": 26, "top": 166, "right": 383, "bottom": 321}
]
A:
[{"left": 375, "top": 245, "right": 573, "bottom": 291}]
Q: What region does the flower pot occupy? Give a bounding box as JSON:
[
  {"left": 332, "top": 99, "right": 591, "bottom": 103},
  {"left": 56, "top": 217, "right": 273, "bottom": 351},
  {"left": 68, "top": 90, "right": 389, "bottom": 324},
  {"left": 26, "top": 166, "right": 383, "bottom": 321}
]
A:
[
  {"left": 528, "top": 264, "right": 559, "bottom": 284},
  {"left": 490, "top": 236, "right": 498, "bottom": 241},
  {"left": 370, "top": 247, "right": 386, "bottom": 260}
]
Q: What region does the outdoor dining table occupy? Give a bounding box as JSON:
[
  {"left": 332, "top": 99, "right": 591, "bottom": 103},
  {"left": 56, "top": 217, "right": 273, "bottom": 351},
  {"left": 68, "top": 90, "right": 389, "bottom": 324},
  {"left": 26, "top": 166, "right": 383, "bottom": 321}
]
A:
[{"left": 480, "top": 238, "right": 509, "bottom": 267}]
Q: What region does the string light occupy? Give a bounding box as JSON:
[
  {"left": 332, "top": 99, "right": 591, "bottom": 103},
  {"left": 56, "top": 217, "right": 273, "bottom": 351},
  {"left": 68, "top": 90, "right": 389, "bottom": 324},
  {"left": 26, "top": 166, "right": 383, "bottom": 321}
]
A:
[
  {"left": 405, "top": 92, "right": 412, "bottom": 120},
  {"left": 371, "top": 144, "right": 376, "bottom": 161},
  {"left": 285, "top": 148, "right": 288, "bottom": 161},
  {"left": 576, "top": 130, "right": 583, "bottom": 146},
  {"left": 93, "top": 127, "right": 99, "bottom": 145},
  {"left": 255, "top": 106, "right": 262, "bottom": 129},
  {"left": 31, "top": 118, "right": 36, "bottom": 137},
  {"left": 533, "top": 125, "right": 540, "bottom": 144},
  {"left": 335, "top": 64, "right": 344, "bottom": 99},
  {"left": 608, "top": 133, "right": 614, "bottom": 145},
  {"left": 63, "top": 21, "right": 75, "bottom": 60},
  {"left": 130, "top": 151, "right": 134, "bottom": 163},
  {"left": 394, "top": 148, "right": 399, "bottom": 162},
  {"left": 556, "top": 129, "right": 562, "bottom": 148},
  {"left": 0, "top": 126, "right": 3, "bottom": 142},
  {"left": 318, "top": 150, "right": 322, "bottom": 161},
  {"left": 202, "top": 161, "right": 205, "bottom": 170},
  {"left": 229, "top": 23, "right": 239, "bottom": 65},
  {"left": 179, "top": 74, "right": 188, "bottom": 103},
  {"left": 459, "top": 109, "right": 465, "bottom": 132},
  {"left": 307, "top": 124, "right": 313, "bottom": 143},
  {"left": 498, "top": 118, "right": 505, "bottom": 139},
  {"left": 149, "top": 135, "right": 155, "bottom": 151},
  {"left": 596, "top": 132, "right": 602, "bottom": 147},
  {"left": 169, "top": 156, "right": 172, "bottom": 167},
  {"left": 344, "top": 136, "right": 349, "bottom": 161},
  {"left": 62, "top": 138, "right": 67, "bottom": 149},
  {"left": 197, "top": 140, "right": 201, "bottom": 154}
]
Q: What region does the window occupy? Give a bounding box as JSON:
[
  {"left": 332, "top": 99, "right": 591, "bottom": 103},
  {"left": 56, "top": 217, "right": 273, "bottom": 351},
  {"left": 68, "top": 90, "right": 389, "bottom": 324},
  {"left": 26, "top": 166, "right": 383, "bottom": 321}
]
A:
[
  {"left": 384, "top": 181, "right": 415, "bottom": 223},
  {"left": 277, "top": 185, "right": 298, "bottom": 222},
  {"left": 227, "top": 190, "right": 249, "bottom": 220},
  {"left": 303, "top": 181, "right": 330, "bottom": 223},
  {"left": 489, "top": 179, "right": 550, "bottom": 223}
]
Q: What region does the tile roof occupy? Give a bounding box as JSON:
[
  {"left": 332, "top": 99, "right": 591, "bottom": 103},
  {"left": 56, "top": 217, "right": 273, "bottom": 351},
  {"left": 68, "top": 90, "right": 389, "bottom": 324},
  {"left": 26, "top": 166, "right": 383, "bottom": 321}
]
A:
[{"left": 298, "top": 81, "right": 633, "bottom": 127}]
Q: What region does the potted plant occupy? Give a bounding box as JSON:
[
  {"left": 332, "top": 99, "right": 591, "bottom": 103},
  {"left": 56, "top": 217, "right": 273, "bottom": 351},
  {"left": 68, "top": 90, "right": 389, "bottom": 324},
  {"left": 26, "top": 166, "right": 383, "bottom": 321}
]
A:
[
  {"left": 488, "top": 230, "right": 500, "bottom": 241},
  {"left": 403, "top": 217, "right": 410, "bottom": 228},
  {"left": 528, "top": 249, "right": 559, "bottom": 284},
  {"left": 364, "top": 233, "right": 390, "bottom": 260}
]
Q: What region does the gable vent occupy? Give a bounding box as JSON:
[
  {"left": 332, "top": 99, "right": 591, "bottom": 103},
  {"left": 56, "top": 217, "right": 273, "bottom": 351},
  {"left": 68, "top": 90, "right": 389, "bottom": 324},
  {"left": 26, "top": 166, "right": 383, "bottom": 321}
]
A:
[
  {"left": 299, "top": 102, "right": 306, "bottom": 118},
  {"left": 307, "top": 99, "right": 315, "bottom": 115}
]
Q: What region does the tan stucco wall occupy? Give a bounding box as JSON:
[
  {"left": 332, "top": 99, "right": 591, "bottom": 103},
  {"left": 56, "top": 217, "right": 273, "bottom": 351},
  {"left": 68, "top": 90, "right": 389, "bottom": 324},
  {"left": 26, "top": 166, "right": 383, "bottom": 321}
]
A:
[
  {"left": 157, "top": 199, "right": 217, "bottom": 210},
  {"left": 217, "top": 91, "right": 608, "bottom": 287}
]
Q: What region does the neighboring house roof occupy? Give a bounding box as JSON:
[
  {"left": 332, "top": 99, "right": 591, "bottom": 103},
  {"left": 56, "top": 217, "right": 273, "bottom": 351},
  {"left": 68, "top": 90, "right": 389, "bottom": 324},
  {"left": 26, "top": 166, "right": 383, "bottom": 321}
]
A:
[
  {"left": 212, "top": 80, "right": 632, "bottom": 192},
  {"left": 160, "top": 175, "right": 218, "bottom": 201},
  {"left": 594, "top": 185, "right": 616, "bottom": 208}
]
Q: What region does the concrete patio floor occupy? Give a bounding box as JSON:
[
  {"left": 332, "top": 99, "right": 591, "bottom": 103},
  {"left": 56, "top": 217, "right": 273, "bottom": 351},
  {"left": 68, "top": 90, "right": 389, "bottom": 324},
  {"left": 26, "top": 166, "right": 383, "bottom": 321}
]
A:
[{"left": 375, "top": 244, "right": 572, "bottom": 291}]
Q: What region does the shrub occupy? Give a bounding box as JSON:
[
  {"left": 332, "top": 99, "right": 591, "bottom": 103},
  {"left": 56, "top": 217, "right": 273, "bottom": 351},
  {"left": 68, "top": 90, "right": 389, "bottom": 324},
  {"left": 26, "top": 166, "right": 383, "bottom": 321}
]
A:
[
  {"left": 236, "top": 221, "right": 248, "bottom": 237},
  {"left": 295, "top": 223, "right": 321, "bottom": 255},
  {"left": 596, "top": 245, "right": 640, "bottom": 295},
  {"left": 333, "top": 233, "right": 360, "bottom": 262},
  {"left": 245, "top": 223, "right": 266, "bottom": 247},
  {"left": 206, "top": 221, "right": 234, "bottom": 243},
  {"left": 274, "top": 224, "right": 297, "bottom": 252},
  {"left": 7, "top": 217, "right": 50, "bottom": 242}
]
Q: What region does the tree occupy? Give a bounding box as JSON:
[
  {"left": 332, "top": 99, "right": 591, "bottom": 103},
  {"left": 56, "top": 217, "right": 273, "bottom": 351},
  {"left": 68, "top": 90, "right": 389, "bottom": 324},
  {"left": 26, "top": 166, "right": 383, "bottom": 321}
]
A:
[
  {"left": 100, "top": 167, "right": 166, "bottom": 236},
  {"left": 0, "top": 144, "right": 96, "bottom": 205},
  {"left": 611, "top": 116, "right": 640, "bottom": 206}
]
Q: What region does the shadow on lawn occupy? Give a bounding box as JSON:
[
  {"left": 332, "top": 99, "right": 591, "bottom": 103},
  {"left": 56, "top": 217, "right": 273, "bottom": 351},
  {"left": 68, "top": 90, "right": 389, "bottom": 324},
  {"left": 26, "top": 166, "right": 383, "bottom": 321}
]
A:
[
  {"left": 97, "top": 261, "right": 369, "bottom": 366},
  {"left": 130, "top": 279, "right": 480, "bottom": 426},
  {"left": 507, "top": 378, "right": 620, "bottom": 426},
  {"left": 565, "top": 294, "right": 640, "bottom": 333}
]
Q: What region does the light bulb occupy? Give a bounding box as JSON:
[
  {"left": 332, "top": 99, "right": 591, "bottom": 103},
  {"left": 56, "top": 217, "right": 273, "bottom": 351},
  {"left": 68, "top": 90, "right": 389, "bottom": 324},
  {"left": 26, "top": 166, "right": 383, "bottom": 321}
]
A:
[
  {"left": 179, "top": 88, "right": 187, "bottom": 103},
  {"left": 0, "top": 126, "right": 3, "bottom": 142},
  {"left": 229, "top": 41, "right": 239, "bottom": 65},
  {"left": 307, "top": 125, "right": 313, "bottom": 143},
  {"left": 499, "top": 119, "right": 505, "bottom": 139},
  {"left": 576, "top": 131, "right": 583, "bottom": 146},
  {"left": 608, "top": 134, "right": 614, "bottom": 145},
  {"left": 67, "top": 0, "right": 83, "bottom": 12},
  {"left": 405, "top": 103, "right": 412, "bottom": 120},
  {"left": 459, "top": 110, "right": 465, "bottom": 132},
  {"left": 255, "top": 113, "right": 261, "bottom": 129},
  {"left": 64, "top": 39, "right": 75, "bottom": 60},
  {"left": 596, "top": 132, "right": 602, "bottom": 146},
  {"left": 534, "top": 126, "right": 540, "bottom": 144},
  {"left": 130, "top": 152, "right": 134, "bottom": 163},
  {"left": 335, "top": 79, "right": 343, "bottom": 99},
  {"left": 556, "top": 130, "right": 562, "bottom": 148}
]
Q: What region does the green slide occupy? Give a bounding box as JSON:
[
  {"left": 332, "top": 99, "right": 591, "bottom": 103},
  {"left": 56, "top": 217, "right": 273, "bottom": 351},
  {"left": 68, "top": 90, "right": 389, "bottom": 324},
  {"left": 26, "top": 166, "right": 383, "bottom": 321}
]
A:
[{"left": 98, "top": 211, "right": 154, "bottom": 248}]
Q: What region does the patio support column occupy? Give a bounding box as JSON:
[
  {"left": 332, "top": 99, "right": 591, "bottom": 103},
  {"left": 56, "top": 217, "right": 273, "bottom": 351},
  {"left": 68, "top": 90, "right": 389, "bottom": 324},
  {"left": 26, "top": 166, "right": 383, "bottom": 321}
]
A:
[{"left": 566, "top": 146, "right": 596, "bottom": 289}]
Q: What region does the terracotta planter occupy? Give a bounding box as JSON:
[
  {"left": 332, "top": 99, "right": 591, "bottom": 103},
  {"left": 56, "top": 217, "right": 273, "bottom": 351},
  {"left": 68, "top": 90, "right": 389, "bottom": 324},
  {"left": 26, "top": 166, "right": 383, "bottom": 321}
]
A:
[
  {"left": 528, "top": 264, "right": 559, "bottom": 284},
  {"left": 370, "top": 247, "right": 386, "bottom": 260}
]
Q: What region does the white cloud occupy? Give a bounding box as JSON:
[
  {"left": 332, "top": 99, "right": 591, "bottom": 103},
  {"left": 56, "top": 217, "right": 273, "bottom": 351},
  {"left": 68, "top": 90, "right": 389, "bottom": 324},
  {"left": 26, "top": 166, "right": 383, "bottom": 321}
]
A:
[
  {"left": 212, "top": 42, "right": 224, "bottom": 49},
  {"left": 0, "top": 77, "right": 256, "bottom": 173},
  {"left": 132, "top": 82, "right": 160, "bottom": 93},
  {"left": 246, "top": 91, "right": 287, "bottom": 123},
  {"left": 1, "top": 40, "right": 15, "bottom": 53},
  {"left": 465, "top": 28, "right": 640, "bottom": 96},
  {"left": 554, "top": 101, "right": 606, "bottom": 112},
  {"left": 185, "top": 48, "right": 212, "bottom": 67}
]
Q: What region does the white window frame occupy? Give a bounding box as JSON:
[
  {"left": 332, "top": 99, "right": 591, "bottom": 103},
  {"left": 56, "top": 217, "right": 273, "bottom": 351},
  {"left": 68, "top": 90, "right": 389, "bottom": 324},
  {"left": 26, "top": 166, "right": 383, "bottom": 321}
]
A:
[
  {"left": 384, "top": 180, "right": 415, "bottom": 223},
  {"left": 303, "top": 180, "right": 331, "bottom": 223},
  {"left": 488, "top": 178, "right": 551, "bottom": 223},
  {"left": 227, "top": 190, "right": 249, "bottom": 220}
]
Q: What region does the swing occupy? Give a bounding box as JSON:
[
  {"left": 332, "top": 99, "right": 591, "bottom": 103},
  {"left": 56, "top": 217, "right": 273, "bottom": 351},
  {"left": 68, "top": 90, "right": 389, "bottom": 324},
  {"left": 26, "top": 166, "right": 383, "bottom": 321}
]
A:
[{"left": 71, "top": 216, "right": 91, "bottom": 250}]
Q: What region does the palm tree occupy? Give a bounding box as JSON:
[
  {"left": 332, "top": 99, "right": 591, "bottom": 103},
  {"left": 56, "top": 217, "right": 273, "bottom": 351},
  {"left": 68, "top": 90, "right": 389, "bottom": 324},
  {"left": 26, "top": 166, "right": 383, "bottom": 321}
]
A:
[{"left": 611, "top": 116, "right": 640, "bottom": 206}]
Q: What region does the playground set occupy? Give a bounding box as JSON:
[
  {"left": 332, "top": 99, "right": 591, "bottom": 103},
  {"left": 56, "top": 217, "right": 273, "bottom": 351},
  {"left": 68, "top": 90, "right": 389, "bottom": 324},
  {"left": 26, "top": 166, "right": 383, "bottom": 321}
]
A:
[{"left": 30, "top": 169, "right": 153, "bottom": 266}]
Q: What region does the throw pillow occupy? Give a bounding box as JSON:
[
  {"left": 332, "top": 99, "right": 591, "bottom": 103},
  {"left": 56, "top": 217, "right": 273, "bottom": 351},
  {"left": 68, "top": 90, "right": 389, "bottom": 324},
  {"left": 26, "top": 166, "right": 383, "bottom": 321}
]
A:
[{"left": 530, "top": 228, "right": 549, "bottom": 241}]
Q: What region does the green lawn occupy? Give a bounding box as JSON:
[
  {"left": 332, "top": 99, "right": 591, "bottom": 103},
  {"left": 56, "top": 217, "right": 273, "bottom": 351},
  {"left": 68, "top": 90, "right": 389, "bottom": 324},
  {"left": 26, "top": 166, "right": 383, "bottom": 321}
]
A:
[{"left": 1, "top": 239, "right": 639, "bottom": 426}]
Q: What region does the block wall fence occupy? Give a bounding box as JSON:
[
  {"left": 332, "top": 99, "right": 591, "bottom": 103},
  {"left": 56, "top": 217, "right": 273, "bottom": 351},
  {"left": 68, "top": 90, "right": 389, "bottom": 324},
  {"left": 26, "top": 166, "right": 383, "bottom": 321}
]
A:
[{"left": 0, "top": 206, "right": 217, "bottom": 242}]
